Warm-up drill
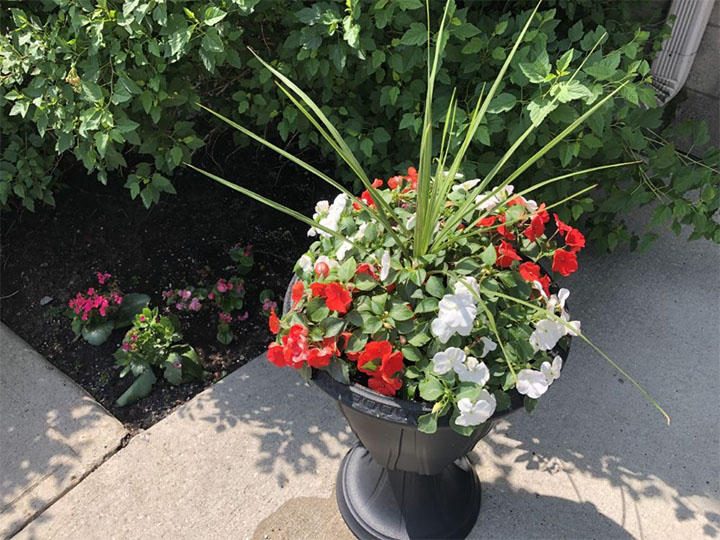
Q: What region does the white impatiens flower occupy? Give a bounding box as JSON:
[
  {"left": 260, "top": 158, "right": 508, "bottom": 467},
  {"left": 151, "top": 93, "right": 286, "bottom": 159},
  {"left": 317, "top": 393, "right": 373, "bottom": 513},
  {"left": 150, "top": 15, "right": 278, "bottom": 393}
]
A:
[
  {"left": 475, "top": 185, "right": 514, "bottom": 212},
  {"left": 541, "top": 355, "right": 563, "bottom": 385},
  {"left": 529, "top": 318, "right": 566, "bottom": 352},
  {"left": 479, "top": 336, "right": 497, "bottom": 358},
  {"left": 453, "top": 276, "right": 480, "bottom": 300},
  {"left": 431, "top": 294, "right": 478, "bottom": 343},
  {"left": 432, "top": 347, "right": 466, "bottom": 375},
  {"left": 456, "top": 356, "right": 490, "bottom": 386},
  {"left": 455, "top": 391, "right": 497, "bottom": 426},
  {"left": 379, "top": 250, "right": 391, "bottom": 281},
  {"left": 307, "top": 194, "right": 347, "bottom": 237},
  {"left": 451, "top": 178, "right": 481, "bottom": 193},
  {"left": 315, "top": 255, "right": 338, "bottom": 270},
  {"left": 296, "top": 255, "right": 313, "bottom": 274},
  {"left": 516, "top": 369, "right": 549, "bottom": 399},
  {"left": 336, "top": 221, "right": 368, "bottom": 261}
]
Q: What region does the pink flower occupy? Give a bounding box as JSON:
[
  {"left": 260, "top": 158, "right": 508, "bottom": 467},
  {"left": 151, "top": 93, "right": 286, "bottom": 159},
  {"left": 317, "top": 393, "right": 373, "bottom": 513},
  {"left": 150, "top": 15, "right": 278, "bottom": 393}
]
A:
[
  {"left": 189, "top": 298, "right": 201, "bottom": 312},
  {"left": 237, "top": 312, "right": 249, "bottom": 321},
  {"left": 139, "top": 315, "right": 146, "bottom": 322},
  {"left": 216, "top": 279, "right": 228, "bottom": 293},
  {"left": 162, "top": 290, "right": 173, "bottom": 299},
  {"left": 208, "top": 292, "right": 215, "bottom": 300},
  {"left": 219, "top": 312, "right": 232, "bottom": 324},
  {"left": 122, "top": 342, "right": 130, "bottom": 351},
  {"left": 175, "top": 302, "right": 185, "bottom": 310},
  {"left": 96, "top": 272, "right": 111, "bottom": 285},
  {"left": 181, "top": 290, "right": 192, "bottom": 300}
]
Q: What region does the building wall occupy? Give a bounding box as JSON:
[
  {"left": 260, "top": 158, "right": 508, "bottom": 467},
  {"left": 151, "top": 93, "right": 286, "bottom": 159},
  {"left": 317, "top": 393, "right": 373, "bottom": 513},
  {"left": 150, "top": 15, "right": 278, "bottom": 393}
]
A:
[{"left": 669, "top": 1, "right": 720, "bottom": 156}]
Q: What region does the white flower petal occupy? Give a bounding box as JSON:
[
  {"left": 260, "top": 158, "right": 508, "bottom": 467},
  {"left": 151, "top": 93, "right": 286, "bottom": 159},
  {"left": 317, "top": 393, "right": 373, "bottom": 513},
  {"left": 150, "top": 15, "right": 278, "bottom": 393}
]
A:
[
  {"left": 479, "top": 336, "right": 497, "bottom": 358},
  {"left": 516, "top": 369, "right": 549, "bottom": 399},
  {"left": 380, "top": 250, "right": 391, "bottom": 281},
  {"left": 529, "top": 319, "right": 566, "bottom": 352},
  {"left": 432, "top": 347, "right": 466, "bottom": 375},
  {"left": 455, "top": 390, "right": 496, "bottom": 426},
  {"left": 457, "top": 357, "right": 490, "bottom": 386}
]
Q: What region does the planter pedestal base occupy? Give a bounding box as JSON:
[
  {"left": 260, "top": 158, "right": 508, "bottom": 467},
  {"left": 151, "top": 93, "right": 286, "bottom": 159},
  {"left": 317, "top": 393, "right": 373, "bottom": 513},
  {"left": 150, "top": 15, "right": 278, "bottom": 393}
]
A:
[{"left": 336, "top": 442, "right": 481, "bottom": 540}]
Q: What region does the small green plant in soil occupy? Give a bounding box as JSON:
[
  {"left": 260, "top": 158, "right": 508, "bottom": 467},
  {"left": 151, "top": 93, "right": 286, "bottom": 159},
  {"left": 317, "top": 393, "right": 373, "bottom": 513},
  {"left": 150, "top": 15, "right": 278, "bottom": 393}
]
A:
[
  {"left": 66, "top": 271, "right": 149, "bottom": 345},
  {"left": 259, "top": 289, "right": 278, "bottom": 317},
  {"left": 113, "top": 307, "right": 205, "bottom": 407},
  {"left": 162, "top": 244, "right": 252, "bottom": 344}
]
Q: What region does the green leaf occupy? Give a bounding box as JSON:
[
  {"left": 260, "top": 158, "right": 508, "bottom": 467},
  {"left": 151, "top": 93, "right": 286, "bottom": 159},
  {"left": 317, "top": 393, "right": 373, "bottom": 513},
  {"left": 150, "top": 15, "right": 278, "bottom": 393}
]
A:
[
  {"left": 400, "top": 22, "right": 427, "bottom": 46},
  {"left": 164, "top": 354, "right": 183, "bottom": 385},
  {"left": 94, "top": 132, "right": 108, "bottom": 158},
  {"left": 480, "top": 244, "right": 497, "bottom": 265},
  {"left": 170, "top": 146, "right": 183, "bottom": 166},
  {"left": 116, "top": 370, "right": 157, "bottom": 407},
  {"left": 82, "top": 320, "right": 114, "bottom": 345},
  {"left": 425, "top": 275, "right": 445, "bottom": 298},
  {"left": 418, "top": 413, "right": 438, "bottom": 434},
  {"left": 320, "top": 316, "right": 345, "bottom": 337},
  {"left": 487, "top": 93, "right": 516, "bottom": 114},
  {"left": 389, "top": 301, "right": 414, "bottom": 321},
  {"left": 419, "top": 377, "right": 444, "bottom": 401},
  {"left": 401, "top": 345, "right": 424, "bottom": 362},
  {"left": 519, "top": 53, "right": 550, "bottom": 83},
  {"left": 325, "top": 357, "right": 350, "bottom": 384},
  {"left": 82, "top": 81, "right": 103, "bottom": 102},
  {"left": 114, "top": 293, "right": 151, "bottom": 327},
  {"left": 203, "top": 7, "right": 227, "bottom": 26}
]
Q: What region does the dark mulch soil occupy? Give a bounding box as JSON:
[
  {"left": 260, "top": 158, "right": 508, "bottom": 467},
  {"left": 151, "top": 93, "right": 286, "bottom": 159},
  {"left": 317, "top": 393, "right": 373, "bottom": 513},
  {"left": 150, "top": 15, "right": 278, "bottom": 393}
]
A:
[{"left": 0, "top": 139, "right": 335, "bottom": 431}]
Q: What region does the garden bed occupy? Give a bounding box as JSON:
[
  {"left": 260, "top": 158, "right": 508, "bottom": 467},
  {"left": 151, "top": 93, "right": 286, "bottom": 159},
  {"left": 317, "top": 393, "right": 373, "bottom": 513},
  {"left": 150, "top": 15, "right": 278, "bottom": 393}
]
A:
[{"left": 0, "top": 141, "right": 335, "bottom": 431}]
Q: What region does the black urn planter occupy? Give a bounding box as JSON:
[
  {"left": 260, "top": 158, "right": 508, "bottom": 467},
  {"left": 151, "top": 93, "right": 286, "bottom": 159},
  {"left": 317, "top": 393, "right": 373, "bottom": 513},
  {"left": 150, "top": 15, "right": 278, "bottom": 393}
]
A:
[{"left": 283, "top": 278, "right": 570, "bottom": 539}]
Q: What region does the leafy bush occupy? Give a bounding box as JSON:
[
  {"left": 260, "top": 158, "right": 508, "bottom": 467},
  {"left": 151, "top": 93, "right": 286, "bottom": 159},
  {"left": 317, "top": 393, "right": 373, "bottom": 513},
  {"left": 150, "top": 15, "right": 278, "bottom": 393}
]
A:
[
  {"left": 1, "top": 0, "right": 717, "bottom": 249},
  {"left": 114, "top": 307, "right": 204, "bottom": 406}
]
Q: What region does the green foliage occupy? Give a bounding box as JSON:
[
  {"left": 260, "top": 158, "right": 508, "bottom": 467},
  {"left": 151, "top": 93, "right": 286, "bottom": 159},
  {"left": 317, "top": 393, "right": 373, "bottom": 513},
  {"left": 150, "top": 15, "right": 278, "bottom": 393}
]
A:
[
  {"left": 113, "top": 307, "right": 204, "bottom": 406},
  {"left": 1, "top": 0, "right": 717, "bottom": 249}
]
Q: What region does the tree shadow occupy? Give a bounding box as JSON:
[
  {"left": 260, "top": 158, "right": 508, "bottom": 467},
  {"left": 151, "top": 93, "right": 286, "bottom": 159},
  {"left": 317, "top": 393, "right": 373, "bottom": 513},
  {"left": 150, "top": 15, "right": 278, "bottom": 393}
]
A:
[{"left": 1, "top": 327, "right": 125, "bottom": 538}]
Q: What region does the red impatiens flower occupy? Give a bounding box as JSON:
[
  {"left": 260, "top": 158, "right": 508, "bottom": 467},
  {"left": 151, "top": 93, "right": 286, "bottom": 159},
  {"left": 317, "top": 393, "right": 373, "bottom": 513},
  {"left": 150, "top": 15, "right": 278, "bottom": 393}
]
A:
[
  {"left": 523, "top": 208, "right": 550, "bottom": 242},
  {"left": 406, "top": 167, "right": 418, "bottom": 190},
  {"left": 496, "top": 215, "right": 515, "bottom": 241},
  {"left": 268, "top": 308, "right": 280, "bottom": 334},
  {"left": 324, "top": 282, "right": 352, "bottom": 313},
  {"left": 357, "top": 341, "right": 404, "bottom": 396},
  {"left": 309, "top": 282, "right": 327, "bottom": 297},
  {"left": 476, "top": 215, "right": 498, "bottom": 228},
  {"left": 284, "top": 324, "right": 310, "bottom": 368},
  {"left": 554, "top": 213, "right": 572, "bottom": 236},
  {"left": 307, "top": 337, "right": 337, "bottom": 368},
  {"left": 519, "top": 262, "right": 541, "bottom": 282},
  {"left": 538, "top": 274, "right": 552, "bottom": 297},
  {"left": 291, "top": 281, "right": 305, "bottom": 307},
  {"left": 356, "top": 263, "right": 379, "bottom": 280},
  {"left": 565, "top": 228, "right": 586, "bottom": 252},
  {"left": 267, "top": 342, "right": 286, "bottom": 367},
  {"left": 267, "top": 324, "right": 310, "bottom": 368},
  {"left": 388, "top": 175, "right": 403, "bottom": 190},
  {"left": 552, "top": 249, "right": 578, "bottom": 276},
  {"left": 496, "top": 240, "right": 521, "bottom": 268}
]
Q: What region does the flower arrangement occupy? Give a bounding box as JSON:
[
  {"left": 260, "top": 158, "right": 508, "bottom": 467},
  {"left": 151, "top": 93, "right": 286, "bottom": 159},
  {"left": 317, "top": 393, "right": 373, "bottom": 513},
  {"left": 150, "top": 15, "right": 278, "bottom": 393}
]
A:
[
  {"left": 113, "top": 307, "right": 205, "bottom": 406},
  {"left": 191, "top": 1, "right": 668, "bottom": 432},
  {"left": 66, "top": 271, "right": 149, "bottom": 345}
]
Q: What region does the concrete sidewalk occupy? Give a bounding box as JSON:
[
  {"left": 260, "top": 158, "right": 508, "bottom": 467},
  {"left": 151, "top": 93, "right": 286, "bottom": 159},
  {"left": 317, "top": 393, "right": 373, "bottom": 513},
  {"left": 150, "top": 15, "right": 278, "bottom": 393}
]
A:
[
  {"left": 0, "top": 326, "right": 126, "bottom": 539},
  {"left": 10, "top": 219, "right": 720, "bottom": 539}
]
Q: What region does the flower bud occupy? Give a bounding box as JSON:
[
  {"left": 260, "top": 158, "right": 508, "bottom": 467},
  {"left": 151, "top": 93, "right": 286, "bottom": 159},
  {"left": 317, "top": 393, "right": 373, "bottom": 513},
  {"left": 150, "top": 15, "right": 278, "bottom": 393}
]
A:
[{"left": 314, "top": 262, "right": 330, "bottom": 277}]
